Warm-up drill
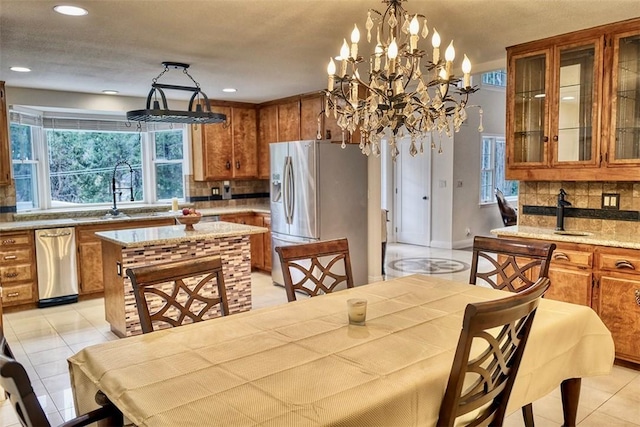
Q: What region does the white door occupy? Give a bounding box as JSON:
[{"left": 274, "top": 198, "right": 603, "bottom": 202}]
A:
[{"left": 394, "top": 136, "right": 431, "bottom": 246}]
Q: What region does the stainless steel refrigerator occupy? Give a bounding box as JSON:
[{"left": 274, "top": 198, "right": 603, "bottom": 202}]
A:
[{"left": 270, "top": 140, "right": 368, "bottom": 286}]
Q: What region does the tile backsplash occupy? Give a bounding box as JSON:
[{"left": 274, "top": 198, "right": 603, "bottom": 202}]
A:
[
  {"left": 518, "top": 181, "right": 640, "bottom": 234},
  {"left": 185, "top": 176, "right": 269, "bottom": 208}
]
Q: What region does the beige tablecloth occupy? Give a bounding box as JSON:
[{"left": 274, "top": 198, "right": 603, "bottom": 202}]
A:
[{"left": 68, "top": 275, "right": 614, "bottom": 426}]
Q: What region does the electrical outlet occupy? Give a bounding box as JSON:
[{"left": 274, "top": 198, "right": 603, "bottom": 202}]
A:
[
  {"left": 211, "top": 187, "right": 220, "bottom": 196},
  {"left": 601, "top": 193, "right": 620, "bottom": 209}
]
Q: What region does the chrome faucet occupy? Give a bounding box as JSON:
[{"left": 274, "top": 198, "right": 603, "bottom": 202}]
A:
[
  {"left": 556, "top": 188, "right": 572, "bottom": 231},
  {"left": 107, "top": 160, "right": 134, "bottom": 216}
]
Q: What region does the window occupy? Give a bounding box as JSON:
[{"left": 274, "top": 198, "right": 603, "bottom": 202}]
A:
[
  {"left": 10, "top": 110, "right": 186, "bottom": 212},
  {"left": 480, "top": 135, "right": 518, "bottom": 204},
  {"left": 481, "top": 70, "right": 507, "bottom": 87},
  {"left": 10, "top": 122, "right": 40, "bottom": 210}
]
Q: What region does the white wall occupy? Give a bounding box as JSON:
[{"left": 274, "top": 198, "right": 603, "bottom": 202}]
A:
[
  {"left": 452, "top": 82, "right": 507, "bottom": 248},
  {"left": 429, "top": 134, "right": 455, "bottom": 248}
]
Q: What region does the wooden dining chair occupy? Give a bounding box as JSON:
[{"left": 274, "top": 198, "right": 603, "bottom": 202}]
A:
[
  {"left": 275, "top": 238, "right": 354, "bottom": 302},
  {"left": 495, "top": 188, "right": 518, "bottom": 226},
  {"left": 438, "top": 277, "right": 550, "bottom": 427},
  {"left": 126, "top": 255, "right": 229, "bottom": 334},
  {"left": 469, "top": 235, "right": 555, "bottom": 426},
  {"left": 0, "top": 353, "right": 123, "bottom": 427},
  {"left": 470, "top": 236, "right": 556, "bottom": 293}
]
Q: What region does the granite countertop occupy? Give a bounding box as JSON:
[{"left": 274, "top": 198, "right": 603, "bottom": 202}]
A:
[
  {"left": 0, "top": 204, "right": 270, "bottom": 232},
  {"left": 96, "top": 221, "right": 268, "bottom": 248},
  {"left": 491, "top": 225, "right": 640, "bottom": 250}
]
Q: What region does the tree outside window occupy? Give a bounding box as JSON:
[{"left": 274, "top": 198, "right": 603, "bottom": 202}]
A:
[{"left": 153, "top": 130, "right": 184, "bottom": 200}]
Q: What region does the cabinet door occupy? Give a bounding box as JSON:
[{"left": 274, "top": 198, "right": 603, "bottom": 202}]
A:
[
  {"left": 0, "top": 82, "right": 11, "bottom": 185},
  {"left": 248, "top": 215, "right": 264, "bottom": 269},
  {"left": 507, "top": 49, "right": 551, "bottom": 168},
  {"left": 197, "top": 105, "right": 233, "bottom": 180},
  {"left": 232, "top": 107, "right": 258, "bottom": 178},
  {"left": 546, "top": 266, "right": 592, "bottom": 306},
  {"left": 551, "top": 39, "right": 602, "bottom": 168},
  {"left": 78, "top": 241, "right": 104, "bottom": 293},
  {"left": 301, "top": 95, "right": 323, "bottom": 140},
  {"left": 258, "top": 105, "right": 278, "bottom": 179},
  {"left": 609, "top": 30, "right": 640, "bottom": 165},
  {"left": 277, "top": 100, "right": 300, "bottom": 142},
  {"left": 598, "top": 275, "right": 640, "bottom": 363}
]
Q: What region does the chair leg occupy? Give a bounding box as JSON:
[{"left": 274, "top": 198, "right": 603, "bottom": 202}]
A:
[{"left": 522, "top": 403, "right": 534, "bottom": 427}]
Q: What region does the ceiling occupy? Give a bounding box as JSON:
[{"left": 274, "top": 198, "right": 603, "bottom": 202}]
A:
[{"left": 2, "top": 0, "right": 640, "bottom": 105}]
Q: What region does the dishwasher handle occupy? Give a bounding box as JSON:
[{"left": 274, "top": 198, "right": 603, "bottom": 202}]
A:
[{"left": 39, "top": 231, "right": 73, "bottom": 238}]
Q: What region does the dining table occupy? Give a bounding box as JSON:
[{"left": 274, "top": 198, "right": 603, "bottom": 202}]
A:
[{"left": 68, "top": 274, "right": 614, "bottom": 426}]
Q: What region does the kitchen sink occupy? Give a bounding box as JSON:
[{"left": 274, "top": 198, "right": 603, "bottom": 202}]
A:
[{"left": 553, "top": 230, "right": 592, "bottom": 236}]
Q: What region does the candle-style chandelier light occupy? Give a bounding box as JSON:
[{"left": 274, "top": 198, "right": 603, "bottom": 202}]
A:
[{"left": 324, "top": 0, "right": 479, "bottom": 159}]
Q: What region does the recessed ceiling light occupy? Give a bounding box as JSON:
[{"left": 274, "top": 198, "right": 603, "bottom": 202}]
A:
[
  {"left": 102, "top": 90, "right": 119, "bottom": 95},
  {"left": 53, "top": 5, "right": 88, "bottom": 16},
  {"left": 222, "top": 88, "right": 237, "bottom": 93},
  {"left": 10, "top": 66, "right": 31, "bottom": 73}
]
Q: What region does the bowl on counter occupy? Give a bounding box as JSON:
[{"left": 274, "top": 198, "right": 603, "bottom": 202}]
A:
[{"left": 176, "top": 214, "right": 202, "bottom": 231}]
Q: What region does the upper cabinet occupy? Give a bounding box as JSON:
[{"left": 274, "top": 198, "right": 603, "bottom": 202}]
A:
[
  {"left": 192, "top": 104, "right": 258, "bottom": 180},
  {"left": 506, "top": 18, "right": 640, "bottom": 181},
  {"left": 0, "top": 82, "right": 11, "bottom": 186}
]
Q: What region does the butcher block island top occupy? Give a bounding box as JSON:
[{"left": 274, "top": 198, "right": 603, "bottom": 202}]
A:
[
  {"left": 96, "top": 221, "right": 268, "bottom": 337},
  {"left": 95, "top": 221, "right": 268, "bottom": 248}
]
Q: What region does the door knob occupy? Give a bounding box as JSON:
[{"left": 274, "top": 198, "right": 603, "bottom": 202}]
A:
[{"left": 422, "top": 196, "right": 428, "bottom": 200}]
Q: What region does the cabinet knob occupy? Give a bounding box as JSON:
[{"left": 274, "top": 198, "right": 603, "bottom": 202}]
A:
[
  {"left": 4, "top": 272, "right": 19, "bottom": 278},
  {"left": 635, "top": 289, "right": 640, "bottom": 306},
  {"left": 2, "top": 239, "right": 16, "bottom": 245},
  {"left": 225, "top": 160, "right": 231, "bottom": 170},
  {"left": 543, "top": 136, "right": 549, "bottom": 142},
  {"left": 615, "top": 260, "right": 635, "bottom": 270},
  {"left": 553, "top": 135, "right": 558, "bottom": 142},
  {"left": 3, "top": 255, "right": 17, "bottom": 260},
  {"left": 7, "top": 292, "right": 19, "bottom": 298},
  {"left": 236, "top": 160, "right": 240, "bottom": 169}
]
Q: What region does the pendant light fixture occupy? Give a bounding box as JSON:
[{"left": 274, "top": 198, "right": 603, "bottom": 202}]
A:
[{"left": 126, "top": 62, "right": 226, "bottom": 125}]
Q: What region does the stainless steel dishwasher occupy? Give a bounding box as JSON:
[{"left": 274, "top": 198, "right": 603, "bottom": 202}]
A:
[{"left": 35, "top": 227, "right": 78, "bottom": 308}]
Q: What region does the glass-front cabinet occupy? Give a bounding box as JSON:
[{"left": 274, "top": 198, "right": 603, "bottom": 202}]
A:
[
  {"left": 509, "top": 50, "right": 550, "bottom": 167},
  {"left": 507, "top": 39, "right": 602, "bottom": 175},
  {"left": 610, "top": 31, "right": 640, "bottom": 165},
  {"left": 507, "top": 18, "right": 640, "bottom": 181}
]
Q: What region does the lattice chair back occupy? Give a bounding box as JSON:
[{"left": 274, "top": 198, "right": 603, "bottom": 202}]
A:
[
  {"left": 470, "top": 236, "right": 555, "bottom": 293},
  {"left": 127, "top": 255, "right": 229, "bottom": 334},
  {"left": 438, "top": 277, "right": 550, "bottom": 427},
  {"left": 275, "top": 238, "right": 354, "bottom": 302}
]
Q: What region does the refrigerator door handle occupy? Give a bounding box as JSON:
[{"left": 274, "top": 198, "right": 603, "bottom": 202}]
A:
[
  {"left": 283, "top": 156, "right": 293, "bottom": 225},
  {"left": 287, "top": 157, "right": 295, "bottom": 224}
]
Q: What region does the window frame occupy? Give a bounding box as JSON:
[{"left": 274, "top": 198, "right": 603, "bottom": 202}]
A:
[
  {"left": 9, "top": 109, "right": 188, "bottom": 212},
  {"left": 480, "top": 134, "right": 518, "bottom": 205}
]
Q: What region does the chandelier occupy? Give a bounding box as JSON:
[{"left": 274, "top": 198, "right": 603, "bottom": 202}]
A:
[{"left": 324, "top": 0, "right": 478, "bottom": 159}]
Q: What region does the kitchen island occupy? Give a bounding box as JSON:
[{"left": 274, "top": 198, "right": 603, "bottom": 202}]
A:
[{"left": 96, "top": 221, "right": 268, "bottom": 337}]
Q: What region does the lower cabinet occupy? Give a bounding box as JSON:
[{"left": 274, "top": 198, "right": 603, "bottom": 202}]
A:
[
  {"left": 220, "top": 212, "right": 271, "bottom": 272},
  {"left": 496, "top": 235, "right": 640, "bottom": 364},
  {"left": 595, "top": 246, "right": 640, "bottom": 364},
  {"left": 0, "top": 230, "right": 37, "bottom": 307},
  {"left": 546, "top": 242, "right": 594, "bottom": 306},
  {"left": 76, "top": 218, "right": 174, "bottom": 295}
]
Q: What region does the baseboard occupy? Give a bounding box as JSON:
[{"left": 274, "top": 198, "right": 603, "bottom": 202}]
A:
[
  {"left": 453, "top": 238, "right": 474, "bottom": 249},
  {"left": 429, "top": 240, "right": 453, "bottom": 249}
]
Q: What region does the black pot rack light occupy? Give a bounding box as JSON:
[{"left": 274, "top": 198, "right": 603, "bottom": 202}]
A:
[{"left": 126, "top": 62, "right": 227, "bottom": 124}]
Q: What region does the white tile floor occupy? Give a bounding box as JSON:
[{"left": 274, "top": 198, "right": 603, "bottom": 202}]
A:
[{"left": 1, "top": 243, "right": 638, "bottom": 426}]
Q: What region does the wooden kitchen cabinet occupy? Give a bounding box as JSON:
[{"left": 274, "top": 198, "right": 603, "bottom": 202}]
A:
[
  {"left": 546, "top": 243, "right": 594, "bottom": 306},
  {"left": 277, "top": 100, "right": 301, "bottom": 142},
  {"left": 0, "top": 230, "right": 37, "bottom": 306},
  {"left": 506, "top": 18, "right": 640, "bottom": 181},
  {"left": 0, "top": 81, "right": 11, "bottom": 186},
  {"left": 595, "top": 246, "right": 640, "bottom": 364},
  {"left": 76, "top": 218, "right": 174, "bottom": 295},
  {"left": 495, "top": 234, "right": 640, "bottom": 363},
  {"left": 258, "top": 104, "right": 278, "bottom": 179},
  {"left": 220, "top": 212, "right": 271, "bottom": 272},
  {"left": 192, "top": 104, "right": 258, "bottom": 180}
]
